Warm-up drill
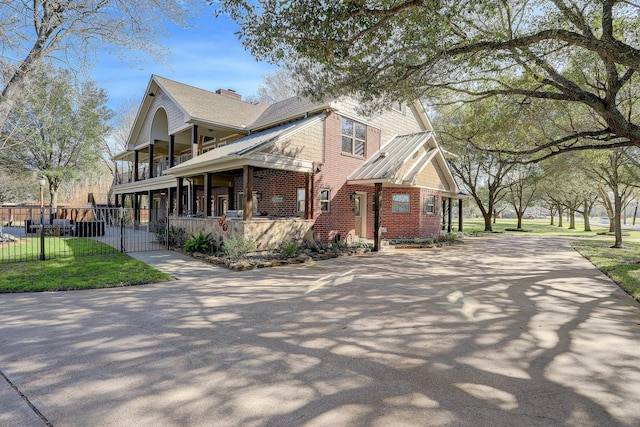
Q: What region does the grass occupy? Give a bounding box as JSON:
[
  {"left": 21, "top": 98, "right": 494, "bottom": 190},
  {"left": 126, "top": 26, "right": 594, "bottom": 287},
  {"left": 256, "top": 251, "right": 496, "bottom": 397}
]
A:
[
  {"left": 464, "top": 217, "right": 640, "bottom": 239},
  {"left": 0, "top": 237, "right": 119, "bottom": 262},
  {"left": 571, "top": 240, "right": 640, "bottom": 301},
  {"left": 0, "top": 238, "right": 172, "bottom": 292}
]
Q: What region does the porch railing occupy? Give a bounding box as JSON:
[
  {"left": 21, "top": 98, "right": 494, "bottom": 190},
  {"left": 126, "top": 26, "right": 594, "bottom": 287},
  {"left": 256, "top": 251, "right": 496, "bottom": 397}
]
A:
[{"left": 113, "top": 154, "right": 192, "bottom": 185}]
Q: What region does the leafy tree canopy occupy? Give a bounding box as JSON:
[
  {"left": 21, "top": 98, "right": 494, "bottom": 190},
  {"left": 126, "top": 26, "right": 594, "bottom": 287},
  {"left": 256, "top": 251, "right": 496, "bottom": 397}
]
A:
[
  {"left": 0, "top": 66, "right": 112, "bottom": 208},
  {"left": 216, "top": 0, "right": 640, "bottom": 158}
]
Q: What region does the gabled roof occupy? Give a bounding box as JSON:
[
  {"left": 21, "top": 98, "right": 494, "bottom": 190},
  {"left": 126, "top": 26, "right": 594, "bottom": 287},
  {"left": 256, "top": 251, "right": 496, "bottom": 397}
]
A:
[
  {"left": 250, "top": 96, "right": 329, "bottom": 131},
  {"left": 166, "top": 114, "right": 323, "bottom": 177},
  {"left": 348, "top": 132, "right": 457, "bottom": 193},
  {"left": 154, "top": 75, "right": 269, "bottom": 129}
]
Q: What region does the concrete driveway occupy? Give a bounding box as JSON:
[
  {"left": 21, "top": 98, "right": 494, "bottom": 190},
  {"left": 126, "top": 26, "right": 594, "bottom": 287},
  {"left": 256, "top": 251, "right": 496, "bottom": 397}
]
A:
[{"left": 1, "top": 235, "right": 639, "bottom": 426}]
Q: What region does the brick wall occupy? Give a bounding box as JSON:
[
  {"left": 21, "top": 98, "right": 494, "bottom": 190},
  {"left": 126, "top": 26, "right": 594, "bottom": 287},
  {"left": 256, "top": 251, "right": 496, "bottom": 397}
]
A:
[
  {"left": 379, "top": 188, "right": 443, "bottom": 239},
  {"left": 312, "top": 111, "right": 381, "bottom": 242},
  {"left": 233, "top": 169, "right": 306, "bottom": 217}
]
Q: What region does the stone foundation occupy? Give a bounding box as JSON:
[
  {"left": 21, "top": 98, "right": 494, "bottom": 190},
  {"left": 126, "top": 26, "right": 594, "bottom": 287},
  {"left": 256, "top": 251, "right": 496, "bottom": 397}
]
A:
[{"left": 168, "top": 216, "right": 315, "bottom": 251}]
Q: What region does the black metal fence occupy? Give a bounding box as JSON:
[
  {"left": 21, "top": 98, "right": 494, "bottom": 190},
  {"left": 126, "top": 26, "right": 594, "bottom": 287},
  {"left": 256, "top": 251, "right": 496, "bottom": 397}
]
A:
[{"left": 0, "top": 206, "right": 164, "bottom": 264}]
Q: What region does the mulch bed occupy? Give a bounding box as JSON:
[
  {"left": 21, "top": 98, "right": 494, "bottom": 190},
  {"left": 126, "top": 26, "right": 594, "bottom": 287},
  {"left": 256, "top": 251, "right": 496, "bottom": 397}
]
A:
[{"left": 174, "top": 239, "right": 462, "bottom": 271}]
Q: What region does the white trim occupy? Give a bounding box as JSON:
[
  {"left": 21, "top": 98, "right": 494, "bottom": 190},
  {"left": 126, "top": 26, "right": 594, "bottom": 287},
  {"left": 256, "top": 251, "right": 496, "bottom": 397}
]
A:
[
  {"left": 245, "top": 153, "right": 314, "bottom": 173},
  {"left": 111, "top": 175, "right": 176, "bottom": 195},
  {"left": 412, "top": 100, "right": 433, "bottom": 131},
  {"left": 402, "top": 147, "right": 437, "bottom": 184},
  {"left": 336, "top": 111, "right": 382, "bottom": 131}
]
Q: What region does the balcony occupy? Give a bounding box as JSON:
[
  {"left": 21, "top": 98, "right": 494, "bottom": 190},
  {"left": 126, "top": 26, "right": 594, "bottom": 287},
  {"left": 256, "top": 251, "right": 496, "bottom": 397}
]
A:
[{"left": 113, "top": 154, "right": 191, "bottom": 185}]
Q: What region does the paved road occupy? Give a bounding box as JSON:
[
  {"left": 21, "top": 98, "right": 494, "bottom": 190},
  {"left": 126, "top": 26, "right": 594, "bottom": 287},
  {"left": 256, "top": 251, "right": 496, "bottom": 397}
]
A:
[{"left": 1, "top": 236, "right": 639, "bottom": 426}]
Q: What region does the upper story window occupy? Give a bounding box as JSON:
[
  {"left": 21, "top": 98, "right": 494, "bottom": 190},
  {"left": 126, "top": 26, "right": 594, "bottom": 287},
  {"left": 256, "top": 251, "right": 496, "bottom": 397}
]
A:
[
  {"left": 341, "top": 117, "right": 366, "bottom": 157},
  {"left": 391, "top": 102, "right": 404, "bottom": 113}
]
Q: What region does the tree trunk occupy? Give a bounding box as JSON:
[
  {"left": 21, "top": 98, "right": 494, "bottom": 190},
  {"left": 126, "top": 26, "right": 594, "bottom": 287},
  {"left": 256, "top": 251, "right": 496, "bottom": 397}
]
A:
[
  {"left": 0, "top": 75, "right": 27, "bottom": 142},
  {"left": 612, "top": 191, "right": 624, "bottom": 248},
  {"left": 582, "top": 202, "right": 591, "bottom": 232},
  {"left": 549, "top": 205, "right": 555, "bottom": 225},
  {"left": 483, "top": 212, "right": 493, "bottom": 232},
  {"left": 516, "top": 213, "right": 523, "bottom": 229},
  {"left": 568, "top": 208, "right": 576, "bottom": 229},
  {"left": 0, "top": 35, "right": 49, "bottom": 138},
  {"left": 557, "top": 204, "right": 563, "bottom": 227}
]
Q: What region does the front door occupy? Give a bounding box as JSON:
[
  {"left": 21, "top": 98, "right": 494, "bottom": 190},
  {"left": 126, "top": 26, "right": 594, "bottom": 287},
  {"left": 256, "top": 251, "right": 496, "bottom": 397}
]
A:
[{"left": 354, "top": 193, "right": 367, "bottom": 238}]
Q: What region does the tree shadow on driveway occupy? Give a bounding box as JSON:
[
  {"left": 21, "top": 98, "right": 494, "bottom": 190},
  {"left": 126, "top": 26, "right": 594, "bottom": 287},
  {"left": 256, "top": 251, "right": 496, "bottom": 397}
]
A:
[{"left": 1, "top": 235, "right": 639, "bottom": 426}]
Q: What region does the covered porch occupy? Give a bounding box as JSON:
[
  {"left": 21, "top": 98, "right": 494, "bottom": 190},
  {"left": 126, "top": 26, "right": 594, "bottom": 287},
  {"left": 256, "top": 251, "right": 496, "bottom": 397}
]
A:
[{"left": 163, "top": 121, "right": 319, "bottom": 249}]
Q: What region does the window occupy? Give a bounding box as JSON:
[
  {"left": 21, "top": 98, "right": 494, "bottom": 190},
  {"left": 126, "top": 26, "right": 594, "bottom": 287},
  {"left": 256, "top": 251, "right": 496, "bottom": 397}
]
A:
[
  {"left": 391, "top": 102, "right": 404, "bottom": 113},
  {"left": 423, "top": 195, "right": 436, "bottom": 214},
  {"left": 236, "top": 192, "right": 258, "bottom": 214},
  {"left": 297, "top": 188, "right": 305, "bottom": 212},
  {"left": 341, "top": 117, "right": 366, "bottom": 156},
  {"left": 392, "top": 194, "right": 410, "bottom": 214},
  {"left": 320, "top": 189, "right": 330, "bottom": 212}
]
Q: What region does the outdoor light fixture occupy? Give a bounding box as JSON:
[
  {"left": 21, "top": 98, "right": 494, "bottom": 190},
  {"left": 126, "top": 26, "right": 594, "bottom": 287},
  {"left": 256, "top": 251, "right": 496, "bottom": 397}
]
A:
[
  {"left": 39, "top": 175, "right": 46, "bottom": 261},
  {"left": 349, "top": 191, "right": 357, "bottom": 201}
]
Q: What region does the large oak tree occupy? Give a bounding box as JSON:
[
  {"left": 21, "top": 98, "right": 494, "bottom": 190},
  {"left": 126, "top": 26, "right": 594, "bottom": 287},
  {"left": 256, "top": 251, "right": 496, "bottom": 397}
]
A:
[
  {"left": 0, "top": 0, "right": 198, "bottom": 139},
  {"left": 217, "top": 0, "right": 640, "bottom": 158}
]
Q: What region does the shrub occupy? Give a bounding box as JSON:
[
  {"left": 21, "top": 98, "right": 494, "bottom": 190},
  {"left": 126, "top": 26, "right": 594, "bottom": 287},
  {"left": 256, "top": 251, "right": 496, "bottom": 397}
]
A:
[
  {"left": 155, "top": 226, "right": 187, "bottom": 248},
  {"left": 223, "top": 235, "right": 256, "bottom": 260},
  {"left": 183, "top": 232, "right": 214, "bottom": 253},
  {"left": 280, "top": 239, "right": 300, "bottom": 257},
  {"left": 352, "top": 239, "right": 372, "bottom": 249},
  {"left": 438, "top": 233, "right": 458, "bottom": 243}
]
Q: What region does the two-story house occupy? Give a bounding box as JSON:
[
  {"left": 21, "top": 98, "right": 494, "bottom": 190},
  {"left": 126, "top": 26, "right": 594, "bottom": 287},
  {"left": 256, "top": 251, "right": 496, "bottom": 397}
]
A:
[{"left": 111, "top": 75, "right": 462, "bottom": 251}]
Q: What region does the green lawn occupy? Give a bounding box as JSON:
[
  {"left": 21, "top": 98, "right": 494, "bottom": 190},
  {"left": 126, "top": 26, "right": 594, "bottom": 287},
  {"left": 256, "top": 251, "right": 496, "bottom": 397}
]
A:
[
  {"left": 0, "top": 237, "right": 118, "bottom": 262},
  {"left": 464, "top": 217, "right": 640, "bottom": 239},
  {"left": 571, "top": 240, "right": 640, "bottom": 301},
  {"left": 0, "top": 238, "right": 172, "bottom": 292}
]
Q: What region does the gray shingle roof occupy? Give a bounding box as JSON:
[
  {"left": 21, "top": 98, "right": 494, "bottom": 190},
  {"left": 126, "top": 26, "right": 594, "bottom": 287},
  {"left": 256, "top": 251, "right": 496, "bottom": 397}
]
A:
[
  {"left": 348, "top": 132, "right": 434, "bottom": 182},
  {"left": 154, "top": 75, "right": 269, "bottom": 129},
  {"left": 250, "top": 96, "right": 328, "bottom": 130}
]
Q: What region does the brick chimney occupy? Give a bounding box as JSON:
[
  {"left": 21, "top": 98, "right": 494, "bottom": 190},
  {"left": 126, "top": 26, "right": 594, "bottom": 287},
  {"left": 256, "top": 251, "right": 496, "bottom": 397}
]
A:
[{"left": 216, "top": 88, "right": 241, "bottom": 101}]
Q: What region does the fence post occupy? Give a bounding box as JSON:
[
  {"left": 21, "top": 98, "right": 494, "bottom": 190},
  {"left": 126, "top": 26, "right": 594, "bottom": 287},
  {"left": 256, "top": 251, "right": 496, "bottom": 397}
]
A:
[{"left": 120, "top": 207, "right": 125, "bottom": 253}]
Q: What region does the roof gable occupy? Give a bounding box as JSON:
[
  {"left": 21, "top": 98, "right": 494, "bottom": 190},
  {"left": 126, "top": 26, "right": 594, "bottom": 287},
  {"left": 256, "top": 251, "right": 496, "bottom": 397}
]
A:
[
  {"left": 153, "top": 75, "right": 269, "bottom": 129},
  {"left": 348, "top": 132, "right": 457, "bottom": 193}
]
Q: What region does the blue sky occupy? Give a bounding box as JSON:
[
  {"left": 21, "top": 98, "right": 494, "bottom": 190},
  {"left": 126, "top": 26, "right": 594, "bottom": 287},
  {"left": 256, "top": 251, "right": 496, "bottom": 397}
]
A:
[{"left": 89, "top": 13, "right": 277, "bottom": 111}]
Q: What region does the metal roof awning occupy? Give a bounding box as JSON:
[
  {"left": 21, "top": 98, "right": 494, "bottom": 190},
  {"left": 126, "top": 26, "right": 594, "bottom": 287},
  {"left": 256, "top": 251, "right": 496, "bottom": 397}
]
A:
[{"left": 166, "top": 115, "right": 322, "bottom": 177}]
